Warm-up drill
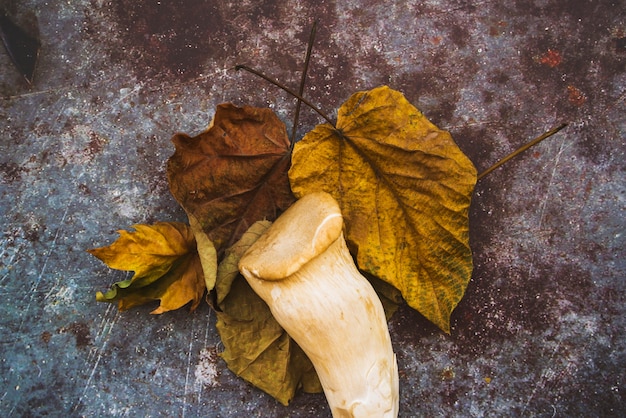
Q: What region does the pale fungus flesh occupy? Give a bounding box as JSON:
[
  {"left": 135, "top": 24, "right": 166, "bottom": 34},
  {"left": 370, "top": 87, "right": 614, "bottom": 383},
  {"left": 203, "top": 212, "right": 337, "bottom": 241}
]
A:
[{"left": 239, "top": 192, "right": 399, "bottom": 418}]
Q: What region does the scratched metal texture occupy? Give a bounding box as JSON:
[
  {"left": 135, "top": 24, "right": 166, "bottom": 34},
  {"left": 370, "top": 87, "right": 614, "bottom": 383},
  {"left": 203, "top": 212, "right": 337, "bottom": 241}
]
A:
[{"left": 1, "top": 0, "right": 624, "bottom": 416}]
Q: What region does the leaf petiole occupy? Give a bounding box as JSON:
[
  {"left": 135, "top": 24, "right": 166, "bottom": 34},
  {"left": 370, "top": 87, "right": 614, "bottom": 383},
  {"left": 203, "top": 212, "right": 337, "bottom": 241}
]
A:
[
  {"left": 478, "top": 123, "right": 568, "bottom": 180},
  {"left": 291, "top": 20, "right": 318, "bottom": 145},
  {"left": 235, "top": 64, "right": 335, "bottom": 127}
]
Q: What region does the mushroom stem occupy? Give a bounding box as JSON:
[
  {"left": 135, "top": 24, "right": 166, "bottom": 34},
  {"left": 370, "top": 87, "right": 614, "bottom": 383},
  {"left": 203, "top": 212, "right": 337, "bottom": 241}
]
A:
[{"left": 239, "top": 192, "right": 399, "bottom": 417}]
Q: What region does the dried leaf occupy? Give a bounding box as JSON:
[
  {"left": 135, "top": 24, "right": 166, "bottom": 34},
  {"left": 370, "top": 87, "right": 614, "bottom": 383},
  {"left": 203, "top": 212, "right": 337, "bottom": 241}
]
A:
[
  {"left": 0, "top": 13, "right": 40, "bottom": 84},
  {"left": 89, "top": 222, "right": 213, "bottom": 313},
  {"left": 188, "top": 213, "right": 218, "bottom": 291},
  {"left": 117, "top": 252, "right": 205, "bottom": 314},
  {"left": 215, "top": 221, "right": 322, "bottom": 405},
  {"left": 167, "top": 104, "right": 295, "bottom": 253},
  {"left": 289, "top": 86, "right": 477, "bottom": 333},
  {"left": 366, "top": 273, "right": 404, "bottom": 320},
  {"left": 215, "top": 220, "right": 272, "bottom": 304}
]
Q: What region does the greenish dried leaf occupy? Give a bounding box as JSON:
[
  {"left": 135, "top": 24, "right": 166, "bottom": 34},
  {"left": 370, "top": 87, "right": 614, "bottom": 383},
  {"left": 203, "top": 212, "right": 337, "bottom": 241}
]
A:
[
  {"left": 216, "top": 220, "right": 272, "bottom": 304},
  {"left": 215, "top": 221, "right": 322, "bottom": 405}
]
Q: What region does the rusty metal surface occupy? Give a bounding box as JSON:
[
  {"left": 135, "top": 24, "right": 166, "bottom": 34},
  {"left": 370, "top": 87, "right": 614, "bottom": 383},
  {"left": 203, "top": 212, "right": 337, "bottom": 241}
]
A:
[{"left": 1, "top": 0, "right": 624, "bottom": 416}]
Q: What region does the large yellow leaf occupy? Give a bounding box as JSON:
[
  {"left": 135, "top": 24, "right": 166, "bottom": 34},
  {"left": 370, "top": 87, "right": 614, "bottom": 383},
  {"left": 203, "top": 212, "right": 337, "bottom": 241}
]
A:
[
  {"left": 89, "top": 222, "right": 215, "bottom": 313},
  {"left": 289, "top": 86, "right": 477, "bottom": 333}
]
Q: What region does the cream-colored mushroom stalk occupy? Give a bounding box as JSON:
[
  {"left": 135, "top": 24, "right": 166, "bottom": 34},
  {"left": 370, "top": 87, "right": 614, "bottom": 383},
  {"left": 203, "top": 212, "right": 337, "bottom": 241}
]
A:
[{"left": 238, "top": 192, "right": 399, "bottom": 417}]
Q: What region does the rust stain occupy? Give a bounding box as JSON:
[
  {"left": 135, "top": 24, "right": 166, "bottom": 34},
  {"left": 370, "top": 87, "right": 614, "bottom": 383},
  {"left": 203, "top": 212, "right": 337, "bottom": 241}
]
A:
[
  {"left": 40, "top": 330, "right": 51, "bottom": 344},
  {"left": 610, "top": 27, "right": 626, "bottom": 54},
  {"left": 441, "top": 366, "right": 455, "bottom": 381},
  {"left": 84, "top": 130, "right": 107, "bottom": 160},
  {"left": 58, "top": 322, "right": 92, "bottom": 348},
  {"left": 489, "top": 21, "right": 508, "bottom": 37},
  {"left": 539, "top": 49, "right": 562, "bottom": 68},
  {"left": 430, "top": 36, "right": 442, "bottom": 45},
  {"left": 567, "top": 85, "right": 587, "bottom": 106}
]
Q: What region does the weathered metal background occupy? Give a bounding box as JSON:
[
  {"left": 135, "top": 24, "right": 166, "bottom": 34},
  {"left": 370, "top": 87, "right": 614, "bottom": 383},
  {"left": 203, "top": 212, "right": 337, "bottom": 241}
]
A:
[{"left": 1, "top": 1, "right": 624, "bottom": 416}]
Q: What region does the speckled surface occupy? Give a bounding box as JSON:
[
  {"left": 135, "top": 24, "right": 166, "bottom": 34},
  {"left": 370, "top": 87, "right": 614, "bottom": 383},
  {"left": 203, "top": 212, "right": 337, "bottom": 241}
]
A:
[{"left": 1, "top": 0, "right": 624, "bottom": 416}]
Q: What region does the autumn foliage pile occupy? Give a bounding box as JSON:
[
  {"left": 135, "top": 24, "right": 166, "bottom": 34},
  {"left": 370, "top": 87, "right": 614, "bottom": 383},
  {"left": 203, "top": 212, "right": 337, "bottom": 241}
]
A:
[{"left": 89, "top": 86, "right": 477, "bottom": 404}]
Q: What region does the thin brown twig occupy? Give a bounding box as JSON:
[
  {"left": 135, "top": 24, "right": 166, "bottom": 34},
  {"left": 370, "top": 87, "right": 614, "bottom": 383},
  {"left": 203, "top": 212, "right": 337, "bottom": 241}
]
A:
[
  {"left": 290, "top": 21, "right": 318, "bottom": 144},
  {"left": 478, "top": 123, "right": 568, "bottom": 180},
  {"left": 234, "top": 64, "right": 335, "bottom": 126}
]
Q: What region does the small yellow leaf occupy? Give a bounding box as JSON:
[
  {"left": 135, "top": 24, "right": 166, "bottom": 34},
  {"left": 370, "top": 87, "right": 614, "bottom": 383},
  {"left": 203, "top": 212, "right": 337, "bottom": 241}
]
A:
[
  {"left": 89, "top": 222, "right": 212, "bottom": 313},
  {"left": 89, "top": 222, "right": 195, "bottom": 286},
  {"left": 188, "top": 213, "right": 218, "bottom": 291},
  {"left": 121, "top": 251, "right": 205, "bottom": 314},
  {"left": 289, "top": 86, "right": 477, "bottom": 333}
]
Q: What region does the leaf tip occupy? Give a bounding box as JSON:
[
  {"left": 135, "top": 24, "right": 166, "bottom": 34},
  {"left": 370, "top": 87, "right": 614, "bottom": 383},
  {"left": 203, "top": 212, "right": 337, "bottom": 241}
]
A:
[{"left": 150, "top": 306, "right": 167, "bottom": 315}]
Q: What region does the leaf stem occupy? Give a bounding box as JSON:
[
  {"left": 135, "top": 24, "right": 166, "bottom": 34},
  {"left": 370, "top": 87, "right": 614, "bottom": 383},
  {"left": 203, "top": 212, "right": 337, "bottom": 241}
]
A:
[
  {"left": 235, "top": 64, "right": 335, "bottom": 127},
  {"left": 290, "top": 20, "right": 318, "bottom": 145},
  {"left": 477, "top": 123, "right": 568, "bottom": 180}
]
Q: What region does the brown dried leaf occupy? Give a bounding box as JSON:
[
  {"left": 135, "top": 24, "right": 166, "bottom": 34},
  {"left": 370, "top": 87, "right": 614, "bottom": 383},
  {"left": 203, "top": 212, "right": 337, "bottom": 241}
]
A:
[{"left": 166, "top": 104, "right": 295, "bottom": 253}]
